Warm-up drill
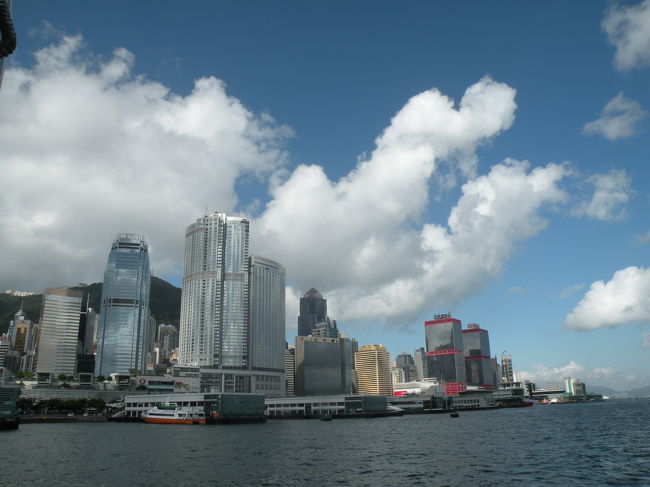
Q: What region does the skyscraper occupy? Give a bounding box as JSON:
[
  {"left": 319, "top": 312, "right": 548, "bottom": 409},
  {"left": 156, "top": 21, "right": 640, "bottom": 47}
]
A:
[
  {"left": 178, "top": 212, "right": 285, "bottom": 396},
  {"left": 34, "top": 288, "right": 83, "bottom": 377},
  {"left": 284, "top": 345, "right": 295, "bottom": 397},
  {"left": 355, "top": 344, "right": 392, "bottom": 396},
  {"left": 461, "top": 323, "right": 496, "bottom": 390},
  {"left": 294, "top": 335, "right": 354, "bottom": 396},
  {"left": 501, "top": 351, "right": 514, "bottom": 384},
  {"left": 424, "top": 313, "right": 467, "bottom": 395},
  {"left": 297, "top": 288, "right": 328, "bottom": 337},
  {"left": 249, "top": 256, "right": 286, "bottom": 396},
  {"left": 95, "top": 234, "right": 151, "bottom": 376},
  {"left": 179, "top": 213, "right": 249, "bottom": 368},
  {"left": 413, "top": 347, "right": 429, "bottom": 381},
  {"left": 395, "top": 352, "right": 418, "bottom": 382}
]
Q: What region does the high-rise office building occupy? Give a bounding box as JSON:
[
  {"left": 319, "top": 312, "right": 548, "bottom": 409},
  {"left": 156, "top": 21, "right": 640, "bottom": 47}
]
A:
[
  {"left": 157, "top": 324, "right": 179, "bottom": 364},
  {"left": 355, "top": 344, "right": 392, "bottom": 396},
  {"left": 297, "top": 288, "right": 328, "bottom": 337},
  {"left": 395, "top": 352, "right": 418, "bottom": 382},
  {"left": 424, "top": 313, "right": 467, "bottom": 395},
  {"left": 0, "top": 336, "right": 9, "bottom": 368},
  {"left": 461, "top": 323, "right": 496, "bottom": 390},
  {"left": 501, "top": 351, "right": 514, "bottom": 384},
  {"left": 413, "top": 347, "right": 429, "bottom": 381},
  {"left": 34, "top": 288, "right": 83, "bottom": 377},
  {"left": 178, "top": 213, "right": 285, "bottom": 396},
  {"left": 249, "top": 256, "right": 286, "bottom": 396},
  {"left": 294, "top": 336, "right": 355, "bottom": 396},
  {"left": 284, "top": 345, "right": 295, "bottom": 397},
  {"left": 95, "top": 234, "right": 151, "bottom": 376}
]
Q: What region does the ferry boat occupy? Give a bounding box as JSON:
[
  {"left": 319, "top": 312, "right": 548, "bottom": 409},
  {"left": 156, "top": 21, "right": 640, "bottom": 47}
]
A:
[{"left": 142, "top": 402, "right": 206, "bottom": 424}]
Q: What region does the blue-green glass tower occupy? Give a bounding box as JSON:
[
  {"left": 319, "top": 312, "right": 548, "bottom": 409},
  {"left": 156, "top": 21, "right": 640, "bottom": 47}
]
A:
[{"left": 95, "top": 234, "right": 151, "bottom": 376}]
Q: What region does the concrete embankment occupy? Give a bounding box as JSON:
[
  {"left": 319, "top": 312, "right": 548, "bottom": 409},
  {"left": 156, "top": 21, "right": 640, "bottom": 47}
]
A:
[{"left": 20, "top": 414, "right": 107, "bottom": 423}]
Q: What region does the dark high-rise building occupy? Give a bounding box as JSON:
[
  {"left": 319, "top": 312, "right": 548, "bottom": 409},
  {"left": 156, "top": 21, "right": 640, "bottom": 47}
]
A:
[
  {"left": 413, "top": 347, "right": 429, "bottom": 381},
  {"left": 294, "top": 336, "right": 355, "bottom": 396},
  {"left": 395, "top": 352, "right": 418, "bottom": 382},
  {"left": 424, "top": 313, "right": 467, "bottom": 395},
  {"left": 461, "top": 323, "right": 495, "bottom": 390},
  {"left": 297, "top": 288, "right": 328, "bottom": 337}
]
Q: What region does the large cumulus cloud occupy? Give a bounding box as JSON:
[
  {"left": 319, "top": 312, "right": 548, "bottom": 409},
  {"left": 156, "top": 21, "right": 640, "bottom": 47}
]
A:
[{"left": 0, "top": 35, "right": 290, "bottom": 291}]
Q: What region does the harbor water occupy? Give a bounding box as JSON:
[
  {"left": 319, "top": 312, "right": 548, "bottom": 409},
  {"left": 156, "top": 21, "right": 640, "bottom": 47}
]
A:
[{"left": 4, "top": 399, "right": 650, "bottom": 486}]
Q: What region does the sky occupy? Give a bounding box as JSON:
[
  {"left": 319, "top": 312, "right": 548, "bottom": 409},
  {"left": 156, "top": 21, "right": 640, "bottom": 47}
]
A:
[{"left": 1, "top": 1, "right": 649, "bottom": 390}]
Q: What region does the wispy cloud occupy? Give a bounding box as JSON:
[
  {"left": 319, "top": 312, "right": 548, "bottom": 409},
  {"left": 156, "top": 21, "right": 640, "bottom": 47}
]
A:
[
  {"left": 559, "top": 283, "right": 584, "bottom": 299},
  {"left": 583, "top": 93, "right": 647, "bottom": 140},
  {"left": 602, "top": 0, "right": 650, "bottom": 72},
  {"left": 572, "top": 169, "right": 631, "bottom": 221},
  {"left": 506, "top": 286, "right": 527, "bottom": 297},
  {"left": 632, "top": 231, "right": 650, "bottom": 246},
  {"left": 641, "top": 332, "right": 650, "bottom": 349}
]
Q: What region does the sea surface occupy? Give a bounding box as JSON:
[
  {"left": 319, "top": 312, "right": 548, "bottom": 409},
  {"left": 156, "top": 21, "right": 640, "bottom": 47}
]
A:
[{"left": 3, "top": 399, "right": 650, "bottom": 486}]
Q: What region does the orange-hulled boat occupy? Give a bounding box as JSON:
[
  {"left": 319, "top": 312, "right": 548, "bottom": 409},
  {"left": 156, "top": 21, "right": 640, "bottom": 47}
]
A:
[{"left": 142, "top": 402, "right": 206, "bottom": 424}]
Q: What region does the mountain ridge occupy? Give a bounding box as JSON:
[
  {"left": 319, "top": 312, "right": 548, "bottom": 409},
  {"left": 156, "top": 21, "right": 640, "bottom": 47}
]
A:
[{"left": 0, "top": 276, "right": 181, "bottom": 333}]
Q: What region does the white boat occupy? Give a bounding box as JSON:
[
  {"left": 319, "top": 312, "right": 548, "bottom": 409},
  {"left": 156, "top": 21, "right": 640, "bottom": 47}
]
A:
[{"left": 142, "top": 402, "right": 206, "bottom": 424}]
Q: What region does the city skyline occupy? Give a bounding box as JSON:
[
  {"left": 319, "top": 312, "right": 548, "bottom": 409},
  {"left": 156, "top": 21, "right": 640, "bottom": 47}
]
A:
[{"left": 1, "top": 2, "right": 649, "bottom": 389}]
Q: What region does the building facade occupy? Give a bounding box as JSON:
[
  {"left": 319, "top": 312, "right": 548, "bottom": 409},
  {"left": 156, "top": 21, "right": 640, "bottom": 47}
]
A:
[
  {"left": 413, "top": 347, "right": 429, "bottom": 381},
  {"left": 424, "top": 314, "right": 467, "bottom": 395},
  {"left": 179, "top": 213, "right": 249, "bottom": 368},
  {"left": 355, "top": 344, "right": 392, "bottom": 396},
  {"left": 294, "top": 336, "right": 355, "bottom": 396},
  {"left": 178, "top": 213, "right": 285, "bottom": 397},
  {"left": 501, "top": 351, "right": 514, "bottom": 384},
  {"left": 461, "top": 323, "right": 496, "bottom": 389},
  {"left": 34, "top": 288, "right": 83, "bottom": 376},
  {"left": 284, "top": 345, "right": 295, "bottom": 397},
  {"left": 249, "top": 256, "right": 286, "bottom": 396},
  {"left": 297, "top": 288, "right": 328, "bottom": 337},
  {"left": 95, "top": 234, "right": 151, "bottom": 376}
]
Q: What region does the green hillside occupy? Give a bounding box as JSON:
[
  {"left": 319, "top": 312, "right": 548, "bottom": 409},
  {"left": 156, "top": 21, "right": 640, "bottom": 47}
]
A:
[{"left": 0, "top": 276, "right": 181, "bottom": 333}]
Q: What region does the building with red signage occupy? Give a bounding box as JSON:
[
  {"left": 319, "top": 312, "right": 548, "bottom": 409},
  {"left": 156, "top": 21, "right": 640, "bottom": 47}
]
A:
[{"left": 424, "top": 314, "right": 467, "bottom": 395}]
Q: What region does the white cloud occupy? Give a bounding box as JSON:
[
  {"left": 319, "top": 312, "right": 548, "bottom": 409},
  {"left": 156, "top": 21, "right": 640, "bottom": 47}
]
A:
[
  {"left": 0, "top": 35, "right": 291, "bottom": 292},
  {"left": 592, "top": 366, "right": 619, "bottom": 379},
  {"left": 257, "top": 153, "right": 568, "bottom": 322},
  {"left": 633, "top": 231, "right": 650, "bottom": 245},
  {"left": 519, "top": 362, "right": 628, "bottom": 386},
  {"left": 582, "top": 93, "right": 647, "bottom": 140},
  {"left": 518, "top": 361, "right": 586, "bottom": 384},
  {"left": 572, "top": 169, "right": 631, "bottom": 221},
  {"left": 641, "top": 332, "right": 650, "bottom": 349},
  {"left": 602, "top": 0, "right": 650, "bottom": 71},
  {"left": 565, "top": 266, "right": 650, "bottom": 331},
  {"left": 559, "top": 283, "right": 584, "bottom": 299},
  {"left": 506, "top": 286, "right": 527, "bottom": 297}
]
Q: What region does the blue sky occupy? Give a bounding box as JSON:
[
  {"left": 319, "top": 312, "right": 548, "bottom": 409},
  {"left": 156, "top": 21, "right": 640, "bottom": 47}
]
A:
[{"left": 2, "top": 1, "right": 650, "bottom": 389}]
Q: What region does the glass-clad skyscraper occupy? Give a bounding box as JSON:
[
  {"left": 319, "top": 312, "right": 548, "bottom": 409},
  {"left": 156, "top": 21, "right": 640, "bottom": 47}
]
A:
[
  {"left": 297, "top": 288, "right": 328, "bottom": 336},
  {"left": 461, "top": 323, "right": 496, "bottom": 389},
  {"left": 250, "top": 256, "right": 286, "bottom": 395},
  {"left": 424, "top": 314, "right": 467, "bottom": 395},
  {"left": 95, "top": 234, "right": 151, "bottom": 376}
]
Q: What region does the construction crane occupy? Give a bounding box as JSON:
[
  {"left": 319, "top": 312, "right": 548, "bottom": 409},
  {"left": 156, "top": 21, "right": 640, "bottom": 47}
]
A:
[{"left": 0, "top": 0, "right": 16, "bottom": 90}]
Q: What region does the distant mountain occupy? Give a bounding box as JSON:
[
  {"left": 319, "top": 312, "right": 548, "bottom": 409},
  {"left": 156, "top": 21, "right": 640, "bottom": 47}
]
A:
[
  {"left": 626, "top": 385, "right": 650, "bottom": 397},
  {"left": 588, "top": 385, "right": 622, "bottom": 396},
  {"left": 0, "top": 276, "right": 181, "bottom": 333}
]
